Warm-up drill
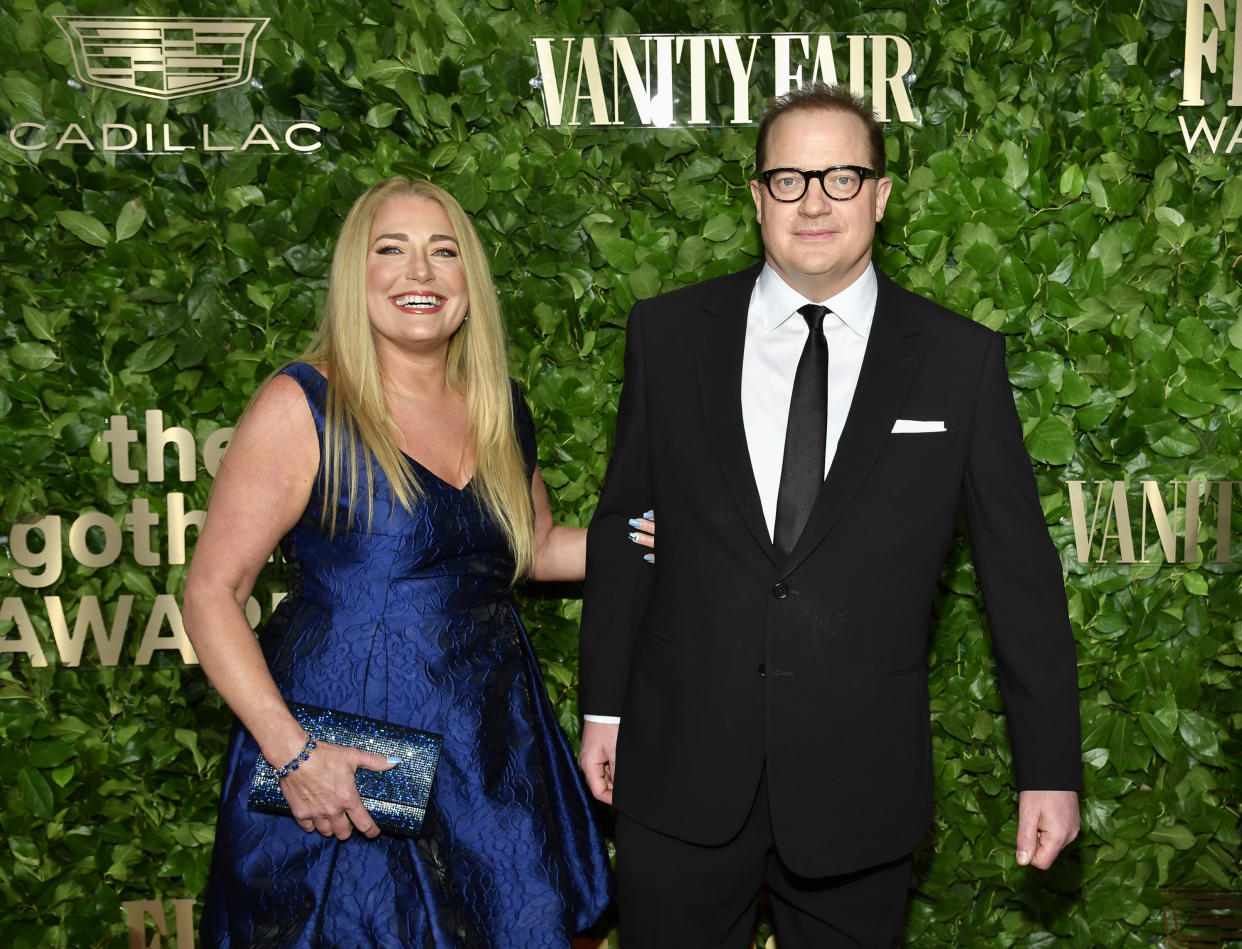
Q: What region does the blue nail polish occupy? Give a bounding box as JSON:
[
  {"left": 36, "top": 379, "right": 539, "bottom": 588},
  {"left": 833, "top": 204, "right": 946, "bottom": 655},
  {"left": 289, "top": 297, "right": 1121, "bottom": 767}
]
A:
[
  {"left": 628, "top": 517, "right": 642, "bottom": 528},
  {"left": 643, "top": 510, "right": 654, "bottom": 519},
  {"left": 643, "top": 553, "right": 654, "bottom": 562},
  {"left": 628, "top": 531, "right": 639, "bottom": 541},
  {"left": 386, "top": 756, "right": 403, "bottom": 766}
]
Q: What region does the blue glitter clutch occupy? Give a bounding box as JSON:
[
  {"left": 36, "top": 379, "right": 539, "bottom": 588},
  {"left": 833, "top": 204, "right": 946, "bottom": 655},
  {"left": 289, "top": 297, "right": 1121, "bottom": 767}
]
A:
[{"left": 247, "top": 703, "right": 442, "bottom": 837}]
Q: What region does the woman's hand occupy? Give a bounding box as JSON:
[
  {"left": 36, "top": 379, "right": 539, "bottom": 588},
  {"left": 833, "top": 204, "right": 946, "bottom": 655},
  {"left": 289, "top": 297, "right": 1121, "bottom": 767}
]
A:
[
  {"left": 275, "top": 738, "right": 397, "bottom": 840},
  {"left": 628, "top": 509, "right": 655, "bottom": 564}
]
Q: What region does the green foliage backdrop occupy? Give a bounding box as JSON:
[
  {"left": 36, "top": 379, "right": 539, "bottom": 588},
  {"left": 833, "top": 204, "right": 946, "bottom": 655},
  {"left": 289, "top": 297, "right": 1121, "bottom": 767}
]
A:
[{"left": 1, "top": 0, "right": 1239, "bottom": 946}]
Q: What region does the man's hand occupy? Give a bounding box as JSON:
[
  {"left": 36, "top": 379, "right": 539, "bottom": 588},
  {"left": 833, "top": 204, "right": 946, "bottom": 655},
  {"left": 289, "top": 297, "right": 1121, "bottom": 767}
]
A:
[
  {"left": 578, "top": 720, "right": 619, "bottom": 804},
  {"left": 1016, "top": 789, "right": 1080, "bottom": 869}
]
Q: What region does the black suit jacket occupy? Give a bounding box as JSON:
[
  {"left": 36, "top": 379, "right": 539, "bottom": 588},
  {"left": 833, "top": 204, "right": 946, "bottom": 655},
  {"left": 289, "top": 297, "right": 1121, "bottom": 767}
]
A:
[{"left": 580, "top": 265, "right": 1082, "bottom": 877}]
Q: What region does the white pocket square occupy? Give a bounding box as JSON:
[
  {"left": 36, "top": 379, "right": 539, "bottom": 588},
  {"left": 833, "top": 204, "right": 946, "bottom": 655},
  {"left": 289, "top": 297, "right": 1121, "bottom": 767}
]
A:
[{"left": 891, "top": 419, "right": 946, "bottom": 433}]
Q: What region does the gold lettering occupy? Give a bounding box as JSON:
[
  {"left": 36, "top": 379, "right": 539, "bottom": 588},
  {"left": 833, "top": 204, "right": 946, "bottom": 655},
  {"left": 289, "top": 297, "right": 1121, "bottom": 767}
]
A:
[
  {"left": 1182, "top": 0, "right": 1226, "bottom": 106},
  {"left": 1139, "top": 480, "right": 1178, "bottom": 563},
  {"left": 9, "top": 122, "right": 45, "bottom": 150},
  {"left": 1095, "top": 481, "right": 1137, "bottom": 563},
  {"left": 849, "top": 35, "right": 868, "bottom": 100},
  {"left": 68, "top": 512, "right": 123, "bottom": 569},
  {"left": 871, "top": 35, "right": 915, "bottom": 122},
  {"left": 55, "top": 123, "right": 94, "bottom": 150},
  {"left": 1178, "top": 480, "right": 1204, "bottom": 563},
  {"left": 146, "top": 409, "right": 197, "bottom": 482},
  {"left": 810, "top": 34, "right": 840, "bottom": 86},
  {"left": 125, "top": 899, "right": 167, "bottom": 949},
  {"left": 532, "top": 37, "right": 576, "bottom": 125},
  {"left": 1232, "top": 1, "right": 1242, "bottom": 106},
  {"left": 773, "top": 34, "right": 810, "bottom": 96},
  {"left": 571, "top": 37, "right": 609, "bottom": 126},
  {"left": 676, "top": 35, "right": 717, "bottom": 125},
  {"left": 1227, "top": 116, "right": 1242, "bottom": 151},
  {"left": 134, "top": 594, "right": 198, "bottom": 666},
  {"left": 285, "top": 121, "right": 322, "bottom": 152},
  {"left": 172, "top": 899, "right": 195, "bottom": 949},
  {"left": 46, "top": 595, "right": 133, "bottom": 667},
  {"left": 126, "top": 498, "right": 161, "bottom": 567},
  {"left": 0, "top": 597, "right": 46, "bottom": 667},
  {"left": 1179, "top": 114, "right": 1231, "bottom": 151},
  {"left": 102, "top": 124, "right": 138, "bottom": 151},
  {"left": 240, "top": 123, "right": 280, "bottom": 151},
  {"left": 611, "top": 36, "right": 674, "bottom": 126},
  {"left": 161, "top": 125, "right": 190, "bottom": 152},
  {"left": 202, "top": 124, "right": 231, "bottom": 152},
  {"left": 166, "top": 493, "right": 206, "bottom": 566},
  {"left": 11, "top": 514, "right": 63, "bottom": 588},
  {"left": 1212, "top": 481, "right": 1237, "bottom": 562},
  {"left": 720, "top": 35, "right": 761, "bottom": 124},
  {"left": 203, "top": 427, "right": 233, "bottom": 478}
]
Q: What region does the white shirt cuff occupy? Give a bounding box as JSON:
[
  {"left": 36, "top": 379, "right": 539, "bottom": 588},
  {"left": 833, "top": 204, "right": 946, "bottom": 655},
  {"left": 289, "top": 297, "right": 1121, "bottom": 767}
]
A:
[{"left": 583, "top": 714, "right": 621, "bottom": 724}]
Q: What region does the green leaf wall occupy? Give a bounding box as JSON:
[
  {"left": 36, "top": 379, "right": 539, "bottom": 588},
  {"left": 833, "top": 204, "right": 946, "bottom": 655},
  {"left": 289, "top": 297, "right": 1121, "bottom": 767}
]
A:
[{"left": 1, "top": 0, "right": 1239, "bottom": 946}]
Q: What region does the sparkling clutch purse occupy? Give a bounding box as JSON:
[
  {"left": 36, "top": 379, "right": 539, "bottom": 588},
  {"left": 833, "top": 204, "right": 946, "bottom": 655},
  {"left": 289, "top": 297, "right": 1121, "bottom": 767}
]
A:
[{"left": 247, "top": 703, "right": 443, "bottom": 837}]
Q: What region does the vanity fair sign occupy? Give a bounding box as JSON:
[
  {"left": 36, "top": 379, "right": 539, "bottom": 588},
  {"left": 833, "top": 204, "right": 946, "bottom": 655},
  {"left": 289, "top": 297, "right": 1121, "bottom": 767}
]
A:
[{"left": 531, "top": 32, "right": 916, "bottom": 127}]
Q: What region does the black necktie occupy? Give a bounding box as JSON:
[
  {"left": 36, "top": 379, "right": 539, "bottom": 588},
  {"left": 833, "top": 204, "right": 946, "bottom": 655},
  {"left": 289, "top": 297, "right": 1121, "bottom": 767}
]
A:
[{"left": 773, "top": 304, "right": 829, "bottom": 558}]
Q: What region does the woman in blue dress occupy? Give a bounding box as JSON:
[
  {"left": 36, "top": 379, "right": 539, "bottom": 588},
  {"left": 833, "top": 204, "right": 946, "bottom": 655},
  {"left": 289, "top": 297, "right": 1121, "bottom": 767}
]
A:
[{"left": 183, "top": 177, "right": 651, "bottom": 947}]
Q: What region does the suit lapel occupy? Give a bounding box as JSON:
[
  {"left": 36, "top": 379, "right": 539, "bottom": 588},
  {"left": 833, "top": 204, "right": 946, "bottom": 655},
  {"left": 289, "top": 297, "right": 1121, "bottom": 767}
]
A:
[
  {"left": 782, "top": 273, "right": 929, "bottom": 574},
  {"left": 694, "top": 266, "right": 779, "bottom": 565}
]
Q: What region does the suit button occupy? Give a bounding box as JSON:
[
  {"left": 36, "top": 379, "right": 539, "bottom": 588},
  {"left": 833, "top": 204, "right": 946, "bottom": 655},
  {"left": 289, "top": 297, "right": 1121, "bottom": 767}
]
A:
[
  {"left": 757, "top": 664, "right": 767, "bottom": 677},
  {"left": 772, "top": 582, "right": 789, "bottom": 599}
]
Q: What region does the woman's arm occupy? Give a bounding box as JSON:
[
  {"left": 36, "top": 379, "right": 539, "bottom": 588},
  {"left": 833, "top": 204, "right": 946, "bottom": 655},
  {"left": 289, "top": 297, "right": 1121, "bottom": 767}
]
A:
[
  {"left": 529, "top": 467, "right": 654, "bottom": 581},
  {"left": 183, "top": 373, "right": 390, "bottom": 839},
  {"left": 529, "top": 465, "right": 587, "bottom": 582}
]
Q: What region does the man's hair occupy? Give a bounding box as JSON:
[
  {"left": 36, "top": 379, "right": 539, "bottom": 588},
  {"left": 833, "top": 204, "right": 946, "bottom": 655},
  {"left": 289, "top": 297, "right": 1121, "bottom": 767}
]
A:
[{"left": 755, "top": 83, "right": 886, "bottom": 176}]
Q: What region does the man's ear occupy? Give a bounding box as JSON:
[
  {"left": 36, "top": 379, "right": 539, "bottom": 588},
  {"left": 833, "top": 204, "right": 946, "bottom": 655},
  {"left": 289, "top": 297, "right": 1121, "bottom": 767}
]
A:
[
  {"left": 874, "top": 177, "right": 893, "bottom": 223},
  {"left": 749, "top": 179, "right": 765, "bottom": 225}
]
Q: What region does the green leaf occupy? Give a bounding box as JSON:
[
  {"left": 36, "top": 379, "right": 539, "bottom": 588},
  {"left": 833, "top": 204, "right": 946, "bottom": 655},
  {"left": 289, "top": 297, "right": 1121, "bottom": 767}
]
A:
[
  {"left": 364, "top": 103, "right": 400, "bottom": 128},
  {"left": 1058, "top": 164, "right": 1085, "bottom": 197},
  {"left": 18, "top": 766, "right": 54, "bottom": 820},
  {"left": 9, "top": 341, "right": 59, "bottom": 370},
  {"left": 1026, "top": 416, "right": 1075, "bottom": 465},
  {"left": 702, "top": 213, "right": 736, "bottom": 242},
  {"left": 21, "top": 307, "right": 64, "bottom": 342},
  {"left": 129, "top": 339, "right": 176, "bottom": 372},
  {"left": 1179, "top": 710, "right": 1221, "bottom": 761},
  {"left": 1148, "top": 824, "right": 1196, "bottom": 850},
  {"left": 1181, "top": 572, "right": 1209, "bottom": 596},
  {"left": 54, "top": 210, "right": 111, "bottom": 248},
  {"left": 115, "top": 199, "right": 146, "bottom": 242}
]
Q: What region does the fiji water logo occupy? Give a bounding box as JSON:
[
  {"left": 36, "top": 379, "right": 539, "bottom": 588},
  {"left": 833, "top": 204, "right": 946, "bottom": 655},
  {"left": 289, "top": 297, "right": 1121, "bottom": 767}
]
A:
[{"left": 53, "top": 16, "right": 268, "bottom": 100}]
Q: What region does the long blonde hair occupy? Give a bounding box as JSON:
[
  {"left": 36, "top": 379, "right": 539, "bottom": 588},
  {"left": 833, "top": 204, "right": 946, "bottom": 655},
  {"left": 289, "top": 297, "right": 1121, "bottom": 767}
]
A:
[{"left": 299, "top": 177, "right": 535, "bottom": 577}]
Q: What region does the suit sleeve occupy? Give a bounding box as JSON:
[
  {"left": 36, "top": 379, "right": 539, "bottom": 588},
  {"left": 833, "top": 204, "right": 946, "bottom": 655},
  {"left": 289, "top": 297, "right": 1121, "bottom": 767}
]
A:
[
  {"left": 963, "top": 333, "right": 1083, "bottom": 792},
  {"left": 579, "top": 304, "right": 655, "bottom": 716}
]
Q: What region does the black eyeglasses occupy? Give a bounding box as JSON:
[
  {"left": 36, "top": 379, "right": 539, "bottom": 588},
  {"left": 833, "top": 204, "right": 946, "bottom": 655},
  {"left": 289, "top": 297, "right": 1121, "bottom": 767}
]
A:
[{"left": 758, "top": 165, "right": 878, "bottom": 202}]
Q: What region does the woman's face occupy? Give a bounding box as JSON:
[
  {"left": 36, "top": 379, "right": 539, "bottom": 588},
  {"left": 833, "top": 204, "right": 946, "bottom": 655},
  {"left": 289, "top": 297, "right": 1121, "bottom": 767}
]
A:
[{"left": 364, "top": 194, "right": 469, "bottom": 357}]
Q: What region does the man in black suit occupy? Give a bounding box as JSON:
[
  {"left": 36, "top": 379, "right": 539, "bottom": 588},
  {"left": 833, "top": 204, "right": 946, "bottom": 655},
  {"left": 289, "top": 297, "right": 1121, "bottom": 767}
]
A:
[{"left": 578, "top": 83, "right": 1081, "bottom": 948}]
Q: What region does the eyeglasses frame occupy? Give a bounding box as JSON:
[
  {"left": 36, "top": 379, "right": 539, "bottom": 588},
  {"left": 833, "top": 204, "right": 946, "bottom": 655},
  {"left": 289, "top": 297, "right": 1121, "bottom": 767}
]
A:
[{"left": 757, "top": 165, "right": 880, "bottom": 202}]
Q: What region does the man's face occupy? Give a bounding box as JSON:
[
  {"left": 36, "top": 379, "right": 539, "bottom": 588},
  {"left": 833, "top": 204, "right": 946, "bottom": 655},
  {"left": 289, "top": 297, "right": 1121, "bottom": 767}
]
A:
[{"left": 749, "top": 108, "right": 892, "bottom": 301}]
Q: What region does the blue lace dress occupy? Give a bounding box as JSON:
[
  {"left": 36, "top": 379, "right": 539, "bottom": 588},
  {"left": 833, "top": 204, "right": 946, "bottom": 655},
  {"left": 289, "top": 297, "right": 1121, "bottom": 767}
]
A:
[{"left": 200, "top": 362, "right": 611, "bottom": 948}]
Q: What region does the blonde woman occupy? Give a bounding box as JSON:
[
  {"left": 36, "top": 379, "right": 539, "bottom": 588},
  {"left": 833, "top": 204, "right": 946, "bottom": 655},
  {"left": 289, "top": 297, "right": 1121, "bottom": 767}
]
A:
[{"left": 184, "top": 178, "right": 645, "bottom": 947}]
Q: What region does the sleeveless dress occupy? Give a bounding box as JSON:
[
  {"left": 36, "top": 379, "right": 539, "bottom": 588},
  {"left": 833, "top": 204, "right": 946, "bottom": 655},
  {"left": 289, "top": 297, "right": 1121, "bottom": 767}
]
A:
[{"left": 200, "top": 362, "right": 611, "bottom": 948}]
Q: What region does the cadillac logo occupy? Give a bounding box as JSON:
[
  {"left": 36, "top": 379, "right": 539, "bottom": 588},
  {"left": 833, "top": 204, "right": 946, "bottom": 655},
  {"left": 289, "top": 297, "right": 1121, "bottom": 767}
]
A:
[{"left": 53, "top": 16, "right": 268, "bottom": 100}]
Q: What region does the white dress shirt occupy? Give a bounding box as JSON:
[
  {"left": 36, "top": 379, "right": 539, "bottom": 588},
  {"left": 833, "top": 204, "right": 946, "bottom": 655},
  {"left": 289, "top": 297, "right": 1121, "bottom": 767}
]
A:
[
  {"left": 742, "top": 263, "right": 877, "bottom": 538},
  {"left": 583, "top": 264, "right": 878, "bottom": 725}
]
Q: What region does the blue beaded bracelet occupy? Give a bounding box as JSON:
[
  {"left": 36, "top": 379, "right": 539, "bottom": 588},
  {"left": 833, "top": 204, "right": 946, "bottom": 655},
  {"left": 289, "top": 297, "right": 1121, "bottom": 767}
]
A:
[{"left": 275, "top": 734, "right": 319, "bottom": 779}]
